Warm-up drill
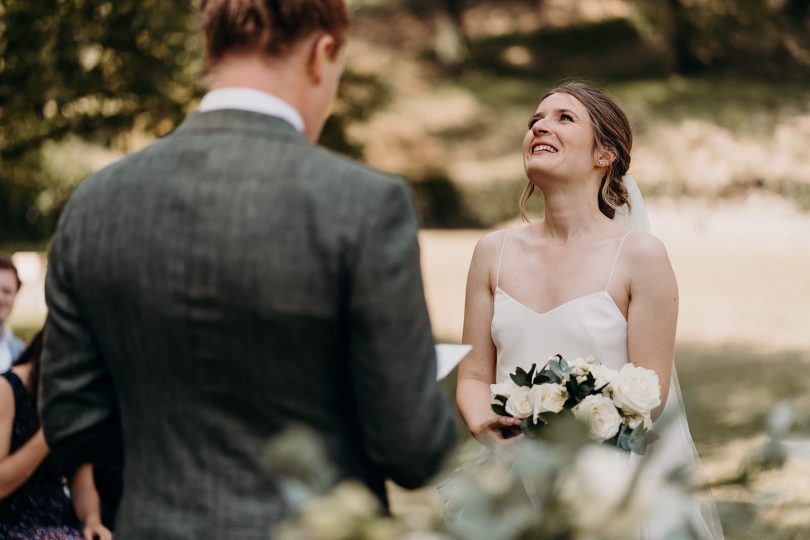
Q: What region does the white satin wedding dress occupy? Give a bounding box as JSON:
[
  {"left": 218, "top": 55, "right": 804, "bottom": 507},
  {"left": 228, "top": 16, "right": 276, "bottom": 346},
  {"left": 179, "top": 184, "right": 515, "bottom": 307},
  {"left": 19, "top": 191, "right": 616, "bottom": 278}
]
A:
[{"left": 492, "top": 177, "right": 724, "bottom": 539}]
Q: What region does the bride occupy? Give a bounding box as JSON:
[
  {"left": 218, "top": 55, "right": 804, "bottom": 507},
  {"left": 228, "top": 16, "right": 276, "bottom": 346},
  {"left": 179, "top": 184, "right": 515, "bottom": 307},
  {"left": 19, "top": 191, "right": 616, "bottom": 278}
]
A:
[{"left": 455, "top": 82, "right": 723, "bottom": 539}]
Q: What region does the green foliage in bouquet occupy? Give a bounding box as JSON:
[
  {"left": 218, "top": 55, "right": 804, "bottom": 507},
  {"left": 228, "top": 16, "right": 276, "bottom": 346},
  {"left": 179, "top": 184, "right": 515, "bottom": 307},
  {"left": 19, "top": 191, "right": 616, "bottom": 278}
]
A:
[
  {"left": 612, "top": 423, "right": 660, "bottom": 456},
  {"left": 491, "top": 355, "right": 660, "bottom": 455}
]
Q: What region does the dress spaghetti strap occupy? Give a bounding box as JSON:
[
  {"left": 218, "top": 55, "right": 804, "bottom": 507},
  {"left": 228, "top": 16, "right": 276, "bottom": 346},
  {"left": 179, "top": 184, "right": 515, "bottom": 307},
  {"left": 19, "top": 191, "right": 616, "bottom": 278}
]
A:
[
  {"left": 605, "top": 230, "right": 633, "bottom": 290},
  {"left": 495, "top": 230, "right": 509, "bottom": 288}
]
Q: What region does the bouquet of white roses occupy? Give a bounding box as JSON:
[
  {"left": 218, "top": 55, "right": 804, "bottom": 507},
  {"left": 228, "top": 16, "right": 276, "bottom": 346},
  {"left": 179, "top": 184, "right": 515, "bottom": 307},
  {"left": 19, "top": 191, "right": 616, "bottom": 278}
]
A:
[{"left": 490, "top": 355, "right": 661, "bottom": 454}]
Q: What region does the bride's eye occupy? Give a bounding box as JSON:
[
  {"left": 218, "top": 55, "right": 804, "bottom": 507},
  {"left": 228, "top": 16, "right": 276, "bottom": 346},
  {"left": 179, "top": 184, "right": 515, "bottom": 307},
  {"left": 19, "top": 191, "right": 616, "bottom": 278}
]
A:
[
  {"left": 527, "top": 117, "right": 539, "bottom": 128},
  {"left": 560, "top": 113, "right": 573, "bottom": 122}
]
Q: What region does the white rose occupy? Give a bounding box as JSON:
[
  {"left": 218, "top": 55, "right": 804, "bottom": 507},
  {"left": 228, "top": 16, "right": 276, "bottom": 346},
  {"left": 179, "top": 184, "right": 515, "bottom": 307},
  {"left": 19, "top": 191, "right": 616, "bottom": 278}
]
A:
[
  {"left": 592, "top": 364, "right": 619, "bottom": 391},
  {"left": 530, "top": 383, "right": 568, "bottom": 420},
  {"left": 612, "top": 364, "right": 662, "bottom": 415},
  {"left": 556, "top": 445, "right": 658, "bottom": 540},
  {"left": 573, "top": 395, "right": 622, "bottom": 441},
  {"left": 490, "top": 380, "right": 519, "bottom": 400},
  {"left": 568, "top": 356, "right": 598, "bottom": 377},
  {"left": 505, "top": 386, "right": 534, "bottom": 419}
]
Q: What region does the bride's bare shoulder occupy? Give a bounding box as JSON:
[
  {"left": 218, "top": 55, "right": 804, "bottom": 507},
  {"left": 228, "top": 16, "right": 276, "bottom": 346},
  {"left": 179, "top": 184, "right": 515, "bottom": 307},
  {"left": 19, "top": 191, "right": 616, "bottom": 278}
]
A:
[
  {"left": 623, "top": 230, "right": 673, "bottom": 269},
  {"left": 474, "top": 224, "right": 532, "bottom": 256},
  {"left": 468, "top": 226, "right": 518, "bottom": 269}
]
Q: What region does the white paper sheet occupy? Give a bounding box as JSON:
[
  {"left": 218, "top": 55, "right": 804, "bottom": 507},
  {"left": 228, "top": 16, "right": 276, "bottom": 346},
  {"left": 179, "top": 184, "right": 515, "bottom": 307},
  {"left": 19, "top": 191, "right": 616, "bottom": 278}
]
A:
[{"left": 435, "top": 344, "right": 473, "bottom": 381}]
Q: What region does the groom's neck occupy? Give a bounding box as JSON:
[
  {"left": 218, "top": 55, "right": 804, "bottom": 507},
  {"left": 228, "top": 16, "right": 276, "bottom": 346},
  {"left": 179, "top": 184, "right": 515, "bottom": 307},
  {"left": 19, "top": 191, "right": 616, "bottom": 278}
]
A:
[{"left": 207, "top": 52, "right": 310, "bottom": 126}]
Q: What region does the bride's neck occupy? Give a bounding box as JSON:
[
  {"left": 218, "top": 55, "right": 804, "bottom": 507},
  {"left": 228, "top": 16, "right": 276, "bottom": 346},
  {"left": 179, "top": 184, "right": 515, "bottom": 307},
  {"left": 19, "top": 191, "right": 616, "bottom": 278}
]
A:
[{"left": 539, "top": 183, "right": 606, "bottom": 241}]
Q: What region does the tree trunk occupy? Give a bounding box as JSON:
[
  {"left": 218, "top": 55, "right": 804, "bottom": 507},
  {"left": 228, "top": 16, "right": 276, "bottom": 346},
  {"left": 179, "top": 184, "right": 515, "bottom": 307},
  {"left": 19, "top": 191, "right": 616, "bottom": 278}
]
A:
[{"left": 665, "top": 0, "right": 706, "bottom": 74}]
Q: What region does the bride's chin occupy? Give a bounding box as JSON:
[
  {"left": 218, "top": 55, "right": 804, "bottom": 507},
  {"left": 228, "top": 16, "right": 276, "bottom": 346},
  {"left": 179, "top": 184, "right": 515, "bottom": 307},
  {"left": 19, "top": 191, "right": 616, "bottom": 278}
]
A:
[{"left": 525, "top": 169, "right": 558, "bottom": 188}]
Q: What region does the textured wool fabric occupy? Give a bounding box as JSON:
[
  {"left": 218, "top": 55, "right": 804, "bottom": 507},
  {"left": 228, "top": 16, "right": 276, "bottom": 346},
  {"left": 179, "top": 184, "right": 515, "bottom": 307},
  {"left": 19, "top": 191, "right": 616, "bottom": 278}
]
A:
[{"left": 39, "top": 110, "right": 456, "bottom": 540}]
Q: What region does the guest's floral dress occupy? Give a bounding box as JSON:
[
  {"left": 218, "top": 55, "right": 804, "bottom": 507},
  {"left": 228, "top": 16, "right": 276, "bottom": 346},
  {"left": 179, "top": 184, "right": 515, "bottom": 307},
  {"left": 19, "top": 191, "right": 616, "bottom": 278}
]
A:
[{"left": 0, "top": 371, "right": 83, "bottom": 539}]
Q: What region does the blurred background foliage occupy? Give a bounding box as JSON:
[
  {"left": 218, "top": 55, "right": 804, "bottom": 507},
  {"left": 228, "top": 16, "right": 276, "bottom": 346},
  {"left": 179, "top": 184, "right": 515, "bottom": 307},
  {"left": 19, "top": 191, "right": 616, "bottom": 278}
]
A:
[
  {"left": 3, "top": 3, "right": 810, "bottom": 538},
  {"left": 1, "top": 0, "right": 809, "bottom": 245}
]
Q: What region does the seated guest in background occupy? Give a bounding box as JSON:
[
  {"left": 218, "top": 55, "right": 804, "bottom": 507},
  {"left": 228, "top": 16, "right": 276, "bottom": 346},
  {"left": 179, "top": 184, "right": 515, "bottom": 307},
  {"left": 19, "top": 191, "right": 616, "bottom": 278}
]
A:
[
  {"left": 0, "top": 332, "right": 112, "bottom": 540},
  {"left": 0, "top": 256, "right": 24, "bottom": 372}
]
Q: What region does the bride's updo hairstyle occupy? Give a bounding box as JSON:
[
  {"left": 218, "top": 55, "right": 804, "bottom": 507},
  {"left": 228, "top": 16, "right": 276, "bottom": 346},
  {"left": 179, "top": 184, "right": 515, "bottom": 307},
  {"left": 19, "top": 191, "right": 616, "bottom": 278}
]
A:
[{"left": 520, "top": 82, "right": 632, "bottom": 221}]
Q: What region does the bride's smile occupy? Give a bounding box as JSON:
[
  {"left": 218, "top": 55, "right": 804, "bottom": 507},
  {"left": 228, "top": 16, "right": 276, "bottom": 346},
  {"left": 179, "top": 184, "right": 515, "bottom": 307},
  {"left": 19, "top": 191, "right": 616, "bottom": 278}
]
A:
[{"left": 522, "top": 92, "right": 611, "bottom": 188}]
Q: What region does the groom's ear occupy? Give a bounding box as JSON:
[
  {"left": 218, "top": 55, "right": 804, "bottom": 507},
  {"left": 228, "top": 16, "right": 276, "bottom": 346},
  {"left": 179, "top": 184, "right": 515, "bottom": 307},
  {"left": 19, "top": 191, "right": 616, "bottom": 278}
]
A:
[{"left": 306, "top": 33, "right": 339, "bottom": 85}]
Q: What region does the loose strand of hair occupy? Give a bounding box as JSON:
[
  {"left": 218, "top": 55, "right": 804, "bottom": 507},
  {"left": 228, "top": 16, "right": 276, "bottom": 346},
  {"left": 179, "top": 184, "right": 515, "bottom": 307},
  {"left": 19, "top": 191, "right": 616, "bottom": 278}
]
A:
[{"left": 519, "top": 181, "right": 534, "bottom": 222}]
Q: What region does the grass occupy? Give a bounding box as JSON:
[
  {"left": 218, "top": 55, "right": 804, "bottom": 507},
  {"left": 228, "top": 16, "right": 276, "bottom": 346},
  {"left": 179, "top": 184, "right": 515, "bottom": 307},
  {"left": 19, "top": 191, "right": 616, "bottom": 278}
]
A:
[{"left": 676, "top": 345, "right": 810, "bottom": 539}]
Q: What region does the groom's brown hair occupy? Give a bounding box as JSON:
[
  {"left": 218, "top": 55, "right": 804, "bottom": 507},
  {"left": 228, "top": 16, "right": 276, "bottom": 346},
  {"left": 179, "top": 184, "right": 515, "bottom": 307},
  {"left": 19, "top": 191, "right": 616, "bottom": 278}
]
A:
[{"left": 201, "top": 0, "right": 349, "bottom": 66}]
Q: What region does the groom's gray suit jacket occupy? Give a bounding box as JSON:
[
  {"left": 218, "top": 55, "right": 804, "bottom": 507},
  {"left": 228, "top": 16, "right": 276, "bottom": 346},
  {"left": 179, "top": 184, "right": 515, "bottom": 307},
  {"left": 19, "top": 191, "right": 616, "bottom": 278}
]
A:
[{"left": 39, "top": 110, "right": 456, "bottom": 539}]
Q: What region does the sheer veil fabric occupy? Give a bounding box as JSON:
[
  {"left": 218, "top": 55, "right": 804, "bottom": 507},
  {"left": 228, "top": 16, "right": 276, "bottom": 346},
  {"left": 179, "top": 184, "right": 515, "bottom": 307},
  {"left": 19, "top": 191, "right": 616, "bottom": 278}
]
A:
[{"left": 615, "top": 175, "right": 724, "bottom": 539}]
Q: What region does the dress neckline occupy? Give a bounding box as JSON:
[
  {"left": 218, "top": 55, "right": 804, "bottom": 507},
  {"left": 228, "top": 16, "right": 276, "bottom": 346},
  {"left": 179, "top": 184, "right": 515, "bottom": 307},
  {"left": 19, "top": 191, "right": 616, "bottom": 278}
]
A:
[{"left": 495, "top": 286, "right": 627, "bottom": 323}]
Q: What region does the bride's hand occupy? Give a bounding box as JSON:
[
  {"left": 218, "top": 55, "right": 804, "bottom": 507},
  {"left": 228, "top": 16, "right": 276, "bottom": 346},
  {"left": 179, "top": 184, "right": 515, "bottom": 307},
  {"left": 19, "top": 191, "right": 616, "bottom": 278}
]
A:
[{"left": 472, "top": 416, "right": 523, "bottom": 447}]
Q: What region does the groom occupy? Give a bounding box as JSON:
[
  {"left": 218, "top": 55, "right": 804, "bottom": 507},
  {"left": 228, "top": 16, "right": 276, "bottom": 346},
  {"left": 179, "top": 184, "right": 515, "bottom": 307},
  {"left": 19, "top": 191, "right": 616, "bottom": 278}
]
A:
[{"left": 39, "top": 1, "right": 456, "bottom": 538}]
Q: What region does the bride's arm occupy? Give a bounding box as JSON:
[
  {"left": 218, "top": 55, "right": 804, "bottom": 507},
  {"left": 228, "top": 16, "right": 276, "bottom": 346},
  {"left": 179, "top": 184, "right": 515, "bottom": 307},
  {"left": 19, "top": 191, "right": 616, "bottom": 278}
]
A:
[
  {"left": 625, "top": 233, "right": 678, "bottom": 417},
  {"left": 456, "top": 232, "right": 521, "bottom": 444}
]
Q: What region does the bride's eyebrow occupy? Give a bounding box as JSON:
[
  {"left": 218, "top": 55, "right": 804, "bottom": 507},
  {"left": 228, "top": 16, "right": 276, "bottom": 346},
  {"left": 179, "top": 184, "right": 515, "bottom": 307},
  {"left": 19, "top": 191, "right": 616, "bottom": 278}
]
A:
[
  {"left": 529, "top": 109, "right": 580, "bottom": 120},
  {"left": 555, "top": 108, "right": 579, "bottom": 119}
]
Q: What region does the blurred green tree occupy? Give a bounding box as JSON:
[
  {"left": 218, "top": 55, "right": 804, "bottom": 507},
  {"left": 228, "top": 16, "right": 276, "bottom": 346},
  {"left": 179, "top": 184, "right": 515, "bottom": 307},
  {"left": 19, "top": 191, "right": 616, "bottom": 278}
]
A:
[
  {"left": 350, "top": 0, "right": 474, "bottom": 69},
  {"left": 631, "top": 0, "right": 810, "bottom": 75},
  {"left": 404, "top": 0, "right": 470, "bottom": 68},
  {"left": 0, "top": 0, "right": 203, "bottom": 244},
  {"left": 0, "top": 0, "right": 388, "bottom": 246}
]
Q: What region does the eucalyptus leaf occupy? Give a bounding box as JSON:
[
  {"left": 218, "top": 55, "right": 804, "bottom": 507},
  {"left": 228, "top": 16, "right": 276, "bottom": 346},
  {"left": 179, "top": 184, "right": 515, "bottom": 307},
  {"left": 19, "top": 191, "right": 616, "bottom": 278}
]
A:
[
  {"left": 492, "top": 403, "right": 510, "bottom": 417},
  {"left": 511, "top": 366, "right": 532, "bottom": 387},
  {"left": 615, "top": 425, "right": 634, "bottom": 452},
  {"left": 549, "top": 359, "right": 570, "bottom": 380},
  {"left": 535, "top": 370, "right": 561, "bottom": 385},
  {"left": 618, "top": 425, "right": 655, "bottom": 455}
]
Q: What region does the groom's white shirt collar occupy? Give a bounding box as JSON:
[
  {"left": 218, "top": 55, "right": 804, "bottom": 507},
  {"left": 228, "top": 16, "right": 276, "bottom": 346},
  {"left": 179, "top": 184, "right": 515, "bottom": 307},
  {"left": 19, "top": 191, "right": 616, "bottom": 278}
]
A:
[{"left": 198, "top": 87, "right": 305, "bottom": 133}]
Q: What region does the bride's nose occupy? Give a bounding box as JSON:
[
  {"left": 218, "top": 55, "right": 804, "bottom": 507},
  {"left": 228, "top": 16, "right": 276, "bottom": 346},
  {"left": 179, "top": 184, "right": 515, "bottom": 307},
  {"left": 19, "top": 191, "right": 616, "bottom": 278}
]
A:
[{"left": 531, "top": 119, "right": 550, "bottom": 135}]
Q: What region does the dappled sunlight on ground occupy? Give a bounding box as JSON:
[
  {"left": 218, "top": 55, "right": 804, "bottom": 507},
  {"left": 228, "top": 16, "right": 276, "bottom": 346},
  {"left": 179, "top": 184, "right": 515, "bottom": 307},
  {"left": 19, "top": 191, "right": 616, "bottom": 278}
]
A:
[{"left": 633, "top": 115, "right": 810, "bottom": 196}]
